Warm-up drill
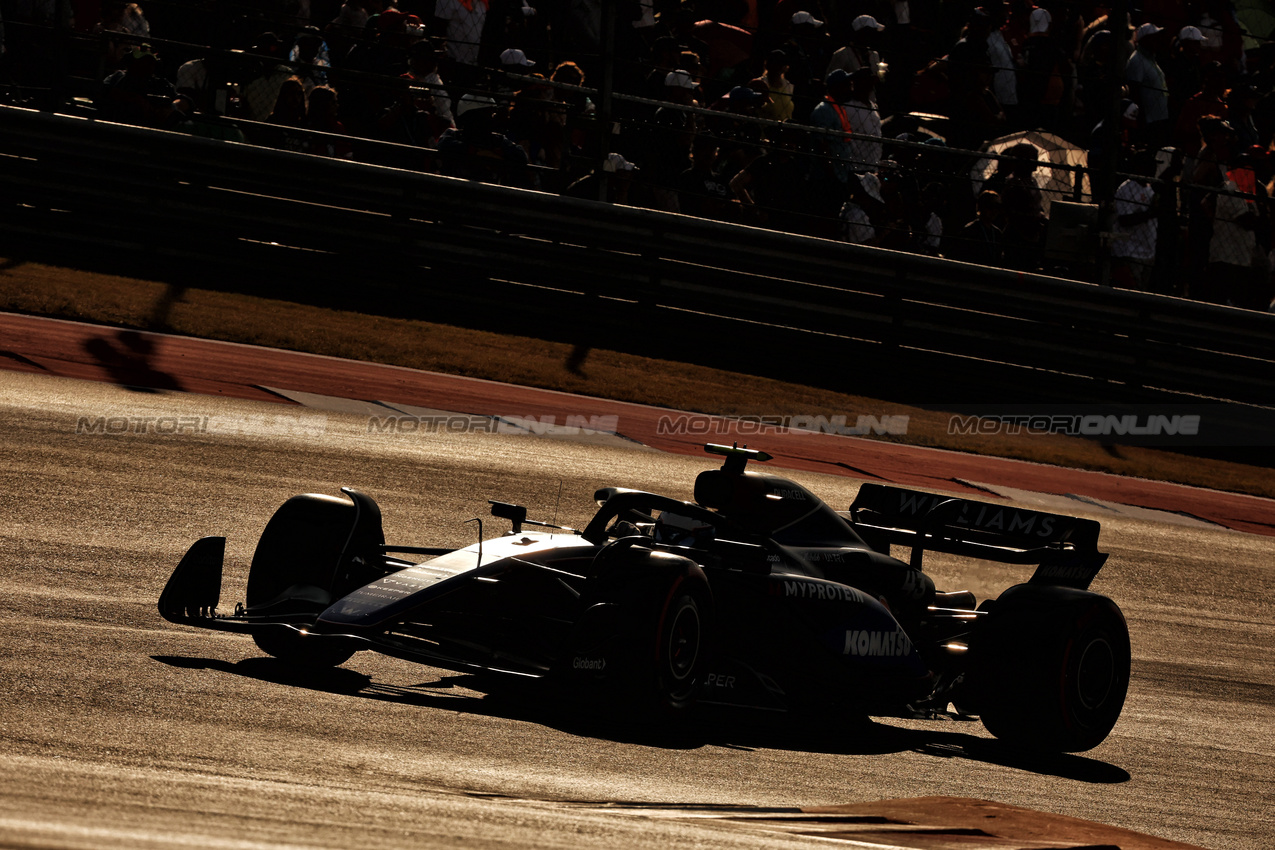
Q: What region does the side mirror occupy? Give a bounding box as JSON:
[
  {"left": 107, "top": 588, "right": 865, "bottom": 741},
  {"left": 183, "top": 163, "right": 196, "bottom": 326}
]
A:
[{"left": 489, "top": 501, "right": 527, "bottom": 533}]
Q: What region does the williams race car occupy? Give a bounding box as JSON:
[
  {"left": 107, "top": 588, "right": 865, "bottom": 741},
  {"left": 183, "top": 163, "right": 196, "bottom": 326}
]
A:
[{"left": 160, "top": 443, "right": 1130, "bottom": 752}]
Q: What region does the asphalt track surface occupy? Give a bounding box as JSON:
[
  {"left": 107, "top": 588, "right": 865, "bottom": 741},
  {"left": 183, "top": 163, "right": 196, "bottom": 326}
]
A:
[{"left": 2, "top": 354, "right": 1274, "bottom": 848}]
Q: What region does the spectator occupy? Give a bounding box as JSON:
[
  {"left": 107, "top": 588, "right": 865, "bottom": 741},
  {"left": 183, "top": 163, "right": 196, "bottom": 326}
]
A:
[
  {"left": 809, "top": 68, "right": 856, "bottom": 190},
  {"left": 401, "top": 39, "right": 454, "bottom": 126},
  {"left": 550, "top": 60, "right": 594, "bottom": 167},
  {"left": 1207, "top": 172, "right": 1260, "bottom": 306},
  {"left": 1110, "top": 152, "right": 1160, "bottom": 291},
  {"left": 1077, "top": 28, "right": 1121, "bottom": 142},
  {"left": 677, "top": 134, "right": 737, "bottom": 222},
  {"left": 882, "top": 134, "right": 927, "bottom": 243},
  {"left": 1019, "top": 8, "right": 1065, "bottom": 132},
  {"left": 984, "top": 2, "right": 1019, "bottom": 126},
  {"left": 240, "top": 33, "right": 296, "bottom": 122},
  {"left": 918, "top": 181, "right": 948, "bottom": 256},
  {"left": 1227, "top": 83, "right": 1261, "bottom": 151},
  {"left": 948, "top": 188, "right": 1005, "bottom": 265},
  {"left": 751, "top": 48, "right": 795, "bottom": 123},
  {"left": 641, "top": 36, "right": 689, "bottom": 104},
  {"left": 630, "top": 105, "right": 693, "bottom": 213},
  {"left": 1216, "top": 146, "right": 1271, "bottom": 309},
  {"left": 437, "top": 104, "right": 530, "bottom": 185},
  {"left": 1192, "top": 3, "right": 1245, "bottom": 74},
  {"left": 1174, "top": 61, "right": 1227, "bottom": 158},
  {"left": 1126, "top": 23, "right": 1171, "bottom": 147},
  {"left": 1186, "top": 116, "right": 1238, "bottom": 301},
  {"left": 337, "top": 10, "right": 424, "bottom": 136},
  {"left": 826, "top": 14, "right": 885, "bottom": 82},
  {"left": 486, "top": 1, "right": 547, "bottom": 67},
  {"left": 302, "top": 85, "right": 353, "bottom": 158},
  {"left": 173, "top": 51, "right": 214, "bottom": 111},
  {"left": 1164, "top": 25, "right": 1207, "bottom": 121},
  {"left": 97, "top": 44, "right": 177, "bottom": 127},
  {"left": 268, "top": 75, "right": 308, "bottom": 128},
  {"left": 289, "top": 25, "right": 330, "bottom": 92},
  {"left": 661, "top": 5, "right": 712, "bottom": 68},
  {"left": 946, "top": 8, "right": 1005, "bottom": 151},
  {"left": 376, "top": 65, "right": 452, "bottom": 156},
  {"left": 325, "top": 0, "right": 372, "bottom": 59},
  {"left": 1087, "top": 99, "right": 1140, "bottom": 200},
  {"left": 1000, "top": 0, "right": 1035, "bottom": 59},
  {"left": 841, "top": 171, "right": 883, "bottom": 245},
  {"left": 663, "top": 68, "right": 700, "bottom": 109},
  {"left": 844, "top": 67, "right": 883, "bottom": 173},
  {"left": 564, "top": 153, "right": 638, "bottom": 205},
  {"left": 17, "top": 0, "right": 1275, "bottom": 287},
  {"left": 505, "top": 74, "right": 563, "bottom": 169},
  {"left": 729, "top": 129, "right": 809, "bottom": 231},
  {"left": 434, "top": 0, "right": 488, "bottom": 68},
  {"left": 782, "top": 10, "right": 831, "bottom": 117},
  {"left": 709, "top": 85, "right": 769, "bottom": 178},
  {"left": 100, "top": 2, "right": 149, "bottom": 39},
  {"left": 986, "top": 143, "right": 1046, "bottom": 270},
  {"left": 170, "top": 91, "right": 247, "bottom": 143},
  {"left": 676, "top": 49, "right": 706, "bottom": 93}
]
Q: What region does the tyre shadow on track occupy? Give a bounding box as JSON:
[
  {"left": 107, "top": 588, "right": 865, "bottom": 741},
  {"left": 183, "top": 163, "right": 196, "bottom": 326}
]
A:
[{"left": 152, "top": 654, "right": 1130, "bottom": 783}]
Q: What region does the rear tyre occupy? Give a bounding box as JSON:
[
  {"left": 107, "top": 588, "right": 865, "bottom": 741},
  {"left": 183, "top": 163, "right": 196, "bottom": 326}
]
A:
[{"left": 967, "top": 586, "right": 1130, "bottom": 752}]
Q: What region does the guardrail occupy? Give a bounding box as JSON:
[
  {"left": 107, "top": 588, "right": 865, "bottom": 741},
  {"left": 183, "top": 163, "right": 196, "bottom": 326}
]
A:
[{"left": 1, "top": 105, "right": 1272, "bottom": 424}]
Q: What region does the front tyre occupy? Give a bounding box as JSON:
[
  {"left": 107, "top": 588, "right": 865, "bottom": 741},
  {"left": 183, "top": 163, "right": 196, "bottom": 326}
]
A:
[
  {"left": 253, "top": 627, "right": 357, "bottom": 669},
  {"left": 568, "top": 547, "right": 714, "bottom": 721},
  {"left": 651, "top": 576, "right": 710, "bottom": 712}
]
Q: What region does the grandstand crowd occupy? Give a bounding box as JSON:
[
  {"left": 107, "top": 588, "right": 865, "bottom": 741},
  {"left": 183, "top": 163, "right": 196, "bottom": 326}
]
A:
[{"left": 1, "top": 0, "right": 1273, "bottom": 308}]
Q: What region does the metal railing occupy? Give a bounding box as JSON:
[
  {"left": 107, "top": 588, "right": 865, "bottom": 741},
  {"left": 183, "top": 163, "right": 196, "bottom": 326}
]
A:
[{"left": 2, "top": 105, "right": 1272, "bottom": 422}]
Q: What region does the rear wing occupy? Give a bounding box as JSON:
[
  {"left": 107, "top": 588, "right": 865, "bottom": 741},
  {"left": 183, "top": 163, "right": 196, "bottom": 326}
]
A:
[{"left": 845, "top": 483, "right": 1108, "bottom": 590}]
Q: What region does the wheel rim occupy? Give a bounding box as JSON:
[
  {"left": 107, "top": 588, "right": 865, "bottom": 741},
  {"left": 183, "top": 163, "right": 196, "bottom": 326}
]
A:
[
  {"left": 665, "top": 599, "right": 701, "bottom": 683},
  {"left": 1075, "top": 636, "right": 1116, "bottom": 711}
]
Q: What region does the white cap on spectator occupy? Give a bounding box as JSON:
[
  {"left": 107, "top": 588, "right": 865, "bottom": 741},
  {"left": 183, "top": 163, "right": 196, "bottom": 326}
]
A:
[
  {"left": 1029, "top": 8, "right": 1051, "bottom": 33},
  {"left": 1123, "top": 101, "right": 1140, "bottom": 121},
  {"left": 604, "top": 153, "right": 636, "bottom": 172},
  {"left": 859, "top": 171, "right": 884, "bottom": 202},
  {"left": 1178, "top": 25, "right": 1205, "bottom": 41},
  {"left": 664, "top": 69, "right": 697, "bottom": 89},
  {"left": 456, "top": 93, "right": 498, "bottom": 116},
  {"left": 500, "top": 48, "right": 535, "bottom": 67},
  {"left": 852, "top": 14, "right": 885, "bottom": 31},
  {"left": 1135, "top": 22, "right": 1163, "bottom": 42},
  {"left": 792, "top": 11, "right": 824, "bottom": 28}
]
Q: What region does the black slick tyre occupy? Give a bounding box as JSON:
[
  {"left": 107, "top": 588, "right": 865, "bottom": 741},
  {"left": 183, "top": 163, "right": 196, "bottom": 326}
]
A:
[
  {"left": 968, "top": 586, "right": 1130, "bottom": 752},
  {"left": 246, "top": 493, "right": 362, "bottom": 668},
  {"left": 252, "top": 627, "right": 357, "bottom": 669},
  {"left": 569, "top": 545, "right": 714, "bottom": 721},
  {"left": 649, "top": 574, "right": 710, "bottom": 713}
]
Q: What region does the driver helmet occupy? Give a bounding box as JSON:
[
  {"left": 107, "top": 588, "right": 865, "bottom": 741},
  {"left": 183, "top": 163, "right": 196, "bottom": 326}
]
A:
[{"left": 653, "top": 511, "right": 714, "bottom": 547}]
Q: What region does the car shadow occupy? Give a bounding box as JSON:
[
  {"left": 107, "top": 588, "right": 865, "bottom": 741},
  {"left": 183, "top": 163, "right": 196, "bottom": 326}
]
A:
[{"left": 152, "top": 653, "right": 1130, "bottom": 782}]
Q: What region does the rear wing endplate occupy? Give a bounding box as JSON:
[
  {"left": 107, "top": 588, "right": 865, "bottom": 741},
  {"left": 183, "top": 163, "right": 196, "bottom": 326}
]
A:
[{"left": 845, "top": 483, "right": 1108, "bottom": 590}]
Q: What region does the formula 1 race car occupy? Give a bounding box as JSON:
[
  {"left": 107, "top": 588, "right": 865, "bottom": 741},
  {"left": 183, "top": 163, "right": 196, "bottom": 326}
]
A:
[{"left": 160, "top": 444, "right": 1131, "bottom": 752}]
